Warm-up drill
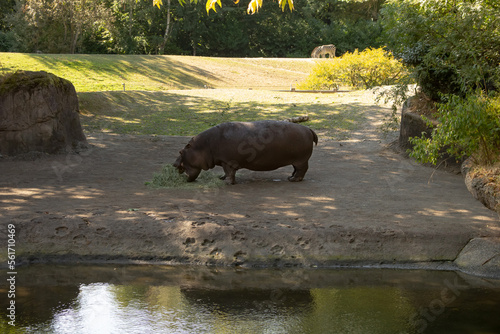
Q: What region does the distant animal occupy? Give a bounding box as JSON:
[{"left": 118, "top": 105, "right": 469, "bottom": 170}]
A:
[
  {"left": 173, "top": 121, "right": 318, "bottom": 184},
  {"left": 310, "top": 46, "right": 322, "bottom": 58},
  {"left": 311, "top": 44, "right": 336, "bottom": 58}
]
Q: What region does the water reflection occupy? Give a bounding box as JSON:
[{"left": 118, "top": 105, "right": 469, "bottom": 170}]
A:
[{"left": 1, "top": 265, "right": 500, "bottom": 334}]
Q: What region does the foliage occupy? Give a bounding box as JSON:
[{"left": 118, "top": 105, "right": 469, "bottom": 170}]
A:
[
  {"left": 299, "top": 47, "right": 407, "bottom": 90},
  {"left": 1, "top": 0, "right": 386, "bottom": 57},
  {"left": 112, "top": 0, "right": 172, "bottom": 54},
  {"left": 154, "top": 0, "right": 295, "bottom": 14},
  {"left": 380, "top": 0, "right": 500, "bottom": 100},
  {"left": 374, "top": 79, "right": 416, "bottom": 133},
  {"left": 3, "top": 0, "right": 113, "bottom": 54},
  {"left": 379, "top": 0, "right": 500, "bottom": 166},
  {"left": 409, "top": 92, "right": 500, "bottom": 165}
]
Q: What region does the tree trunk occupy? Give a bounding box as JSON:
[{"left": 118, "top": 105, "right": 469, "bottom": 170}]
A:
[
  {"left": 159, "top": 0, "right": 172, "bottom": 54},
  {"left": 70, "top": 28, "right": 80, "bottom": 54},
  {"left": 128, "top": 0, "right": 133, "bottom": 38}
]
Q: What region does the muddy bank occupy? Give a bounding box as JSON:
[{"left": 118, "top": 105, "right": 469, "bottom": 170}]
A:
[{"left": 1, "top": 133, "right": 499, "bottom": 277}]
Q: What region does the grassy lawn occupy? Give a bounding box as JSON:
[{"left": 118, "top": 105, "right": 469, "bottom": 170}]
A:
[
  {"left": 0, "top": 53, "right": 315, "bottom": 91},
  {"left": 1, "top": 52, "right": 384, "bottom": 139},
  {"left": 79, "top": 89, "right": 383, "bottom": 140}
]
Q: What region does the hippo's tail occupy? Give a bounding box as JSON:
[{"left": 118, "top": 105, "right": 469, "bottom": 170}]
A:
[{"left": 310, "top": 129, "right": 318, "bottom": 146}]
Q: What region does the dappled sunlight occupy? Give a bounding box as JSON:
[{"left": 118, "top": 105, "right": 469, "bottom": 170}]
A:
[
  {"left": 0, "top": 186, "right": 105, "bottom": 205},
  {"left": 417, "top": 208, "right": 454, "bottom": 218},
  {"left": 101, "top": 116, "right": 141, "bottom": 124},
  {"left": 78, "top": 89, "right": 390, "bottom": 140}
]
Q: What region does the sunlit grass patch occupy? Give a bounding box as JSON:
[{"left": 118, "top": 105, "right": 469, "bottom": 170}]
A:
[
  {"left": 1, "top": 53, "right": 314, "bottom": 92},
  {"left": 78, "top": 89, "right": 377, "bottom": 140}
]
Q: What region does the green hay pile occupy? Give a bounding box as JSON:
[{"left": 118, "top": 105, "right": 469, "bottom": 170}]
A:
[{"left": 147, "top": 164, "right": 225, "bottom": 189}]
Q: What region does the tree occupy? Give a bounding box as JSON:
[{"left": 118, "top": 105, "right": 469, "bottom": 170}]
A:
[
  {"left": 381, "top": 0, "right": 500, "bottom": 100},
  {"left": 2, "top": 0, "right": 388, "bottom": 56},
  {"left": 112, "top": 0, "right": 171, "bottom": 54},
  {"left": 380, "top": 0, "right": 500, "bottom": 165},
  {"left": 153, "top": 0, "right": 294, "bottom": 14},
  {"left": 7, "top": 0, "right": 113, "bottom": 53}
]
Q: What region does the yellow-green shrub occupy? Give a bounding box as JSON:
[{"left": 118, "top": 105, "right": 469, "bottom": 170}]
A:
[{"left": 298, "top": 47, "right": 408, "bottom": 90}]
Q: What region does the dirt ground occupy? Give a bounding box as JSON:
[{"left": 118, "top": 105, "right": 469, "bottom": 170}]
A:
[{"left": 1, "top": 92, "right": 500, "bottom": 277}]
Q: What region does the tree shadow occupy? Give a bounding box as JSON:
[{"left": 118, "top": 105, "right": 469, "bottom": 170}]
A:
[
  {"left": 23, "top": 54, "right": 220, "bottom": 90},
  {"left": 78, "top": 90, "right": 380, "bottom": 140}
]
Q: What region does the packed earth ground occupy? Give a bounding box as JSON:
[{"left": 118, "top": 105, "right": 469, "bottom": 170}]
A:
[{"left": 0, "top": 55, "right": 499, "bottom": 277}]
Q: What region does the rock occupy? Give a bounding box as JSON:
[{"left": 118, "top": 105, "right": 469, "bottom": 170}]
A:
[
  {"left": 398, "top": 96, "right": 438, "bottom": 149},
  {"left": 0, "top": 71, "right": 87, "bottom": 156},
  {"left": 461, "top": 158, "right": 500, "bottom": 214},
  {"left": 455, "top": 237, "right": 500, "bottom": 278}
]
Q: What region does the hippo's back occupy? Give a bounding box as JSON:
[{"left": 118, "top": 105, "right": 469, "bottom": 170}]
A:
[{"left": 212, "top": 120, "right": 317, "bottom": 171}]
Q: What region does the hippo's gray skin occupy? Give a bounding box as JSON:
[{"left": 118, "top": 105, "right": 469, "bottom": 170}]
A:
[{"left": 173, "top": 120, "right": 318, "bottom": 184}]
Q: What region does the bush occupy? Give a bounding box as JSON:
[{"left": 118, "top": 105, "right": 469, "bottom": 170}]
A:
[
  {"left": 409, "top": 92, "right": 500, "bottom": 165},
  {"left": 298, "top": 47, "right": 407, "bottom": 90},
  {"left": 381, "top": 0, "right": 500, "bottom": 100}
]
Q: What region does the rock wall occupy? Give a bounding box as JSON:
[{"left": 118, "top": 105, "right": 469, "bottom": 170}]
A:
[
  {"left": 462, "top": 158, "right": 500, "bottom": 214},
  {"left": 0, "top": 71, "right": 87, "bottom": 156},
  {"left": 398, "top": 96, "right": 438, "bottom": 149}
]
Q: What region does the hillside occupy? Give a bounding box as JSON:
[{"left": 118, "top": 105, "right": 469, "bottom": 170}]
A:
[{"left": 0, "top": 53, "right": 316, "bottom": 92}]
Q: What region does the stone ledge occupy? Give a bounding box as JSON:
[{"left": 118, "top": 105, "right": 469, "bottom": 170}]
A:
[{"left": 455, "top": 237, "right": 500, "bottom": 278}]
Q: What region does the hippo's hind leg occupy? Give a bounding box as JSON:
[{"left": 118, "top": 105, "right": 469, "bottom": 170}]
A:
[
  {"left": 220, "top": 161, "right": 238, "bottom": 184},
  {"left": 288, "top": 161, "right": 308, "bottom": 182}
]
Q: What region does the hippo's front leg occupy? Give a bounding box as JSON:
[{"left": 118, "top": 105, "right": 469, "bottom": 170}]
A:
[{"left": 221, "top": 161, "right": 238, "bottom": 185}]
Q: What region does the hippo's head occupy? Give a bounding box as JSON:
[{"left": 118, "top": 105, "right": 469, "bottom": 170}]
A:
[{"left": 173, "top": 144, "right": 202, "bottom": 182}]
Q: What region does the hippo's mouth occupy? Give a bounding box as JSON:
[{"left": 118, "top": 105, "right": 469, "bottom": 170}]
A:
[{"left": 172, "top": 162, "right": 185, "bottom": 174}]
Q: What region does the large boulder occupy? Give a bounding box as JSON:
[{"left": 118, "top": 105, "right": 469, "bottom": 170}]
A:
[{"left": 0, "top": 71, "right": 87, "bottom": 156}]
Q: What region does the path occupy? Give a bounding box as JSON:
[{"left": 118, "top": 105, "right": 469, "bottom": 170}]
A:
[{"left": 1, "top": 94, "right": 499, "bottom": 277}]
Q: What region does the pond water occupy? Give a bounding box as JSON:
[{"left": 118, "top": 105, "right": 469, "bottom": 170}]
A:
[{"left": 1, "top": 264, "right": 500, "bottom": 334}]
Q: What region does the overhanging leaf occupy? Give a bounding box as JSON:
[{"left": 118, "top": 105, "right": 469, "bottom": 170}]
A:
[
  {"left": 247, "top": 0, "right": 263, "bottom": 14},
  {"left": 206, "top": 0, "right": 222, "bottom": 12},
  {"left": 153, "top": 0, "right": 163, "bottom": 9},
  {"left": 278, "top": 0, "right": 294, "bottom": 12}
]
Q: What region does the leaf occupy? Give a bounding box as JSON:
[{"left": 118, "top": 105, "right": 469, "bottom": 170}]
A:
[
  {"left": 206, "top": 0, "right": 221, "bottom": 13},
  {"left": 153, "top": 0, "right": 163, "bottom": 9},
  {"left": 278, "top": 0, "right": 294, "bottom": 12},
  {"left": 247, "top": 0, "right": 263, "bottom": 14}
]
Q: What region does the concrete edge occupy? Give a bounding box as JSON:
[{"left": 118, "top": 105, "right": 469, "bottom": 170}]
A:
[{"left": 0, "top": 253, "right": 489, "bottom": 279}]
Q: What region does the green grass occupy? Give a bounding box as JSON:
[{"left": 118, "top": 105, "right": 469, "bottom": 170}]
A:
[
  {"left": 1, "top": 53, "right": 385, "bottom": 140},
  {"left": 78, "top": 89, "right": 380, "bottom": 140},
  {"left": 146, "top": 164, "right": 225, "bottom": 189},
  {"left": 0, "top": 53, "right": 314, "bottom": 92}
]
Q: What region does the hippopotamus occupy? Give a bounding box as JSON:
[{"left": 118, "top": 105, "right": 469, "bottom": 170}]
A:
[{"left": 173, "top": 120, "right": 318, "bottom": 184}]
